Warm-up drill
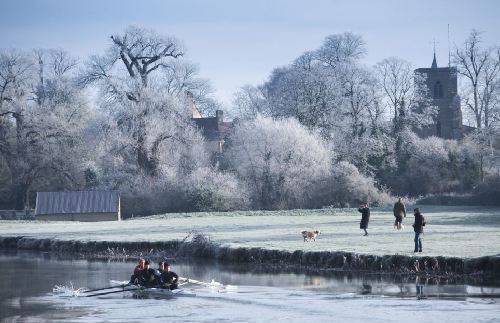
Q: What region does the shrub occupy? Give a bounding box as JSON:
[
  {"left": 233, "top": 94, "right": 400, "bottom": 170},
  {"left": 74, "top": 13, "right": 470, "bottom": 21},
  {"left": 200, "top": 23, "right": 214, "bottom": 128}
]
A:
[
  {"left": 315, "top": 161, "right": 393, "bottom": 207},
  {"left": 185, "top": 167, "right": 249, "bottom": 212},
  {"left": 224, "top": 115, "right": 331, "bottom": 209}
]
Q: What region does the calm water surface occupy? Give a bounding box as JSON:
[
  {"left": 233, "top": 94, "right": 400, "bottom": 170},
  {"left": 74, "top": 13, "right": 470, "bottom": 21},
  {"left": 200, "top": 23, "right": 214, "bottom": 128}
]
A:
[{"left": 1, "top": 250, "right": 499, "bottom": 323}]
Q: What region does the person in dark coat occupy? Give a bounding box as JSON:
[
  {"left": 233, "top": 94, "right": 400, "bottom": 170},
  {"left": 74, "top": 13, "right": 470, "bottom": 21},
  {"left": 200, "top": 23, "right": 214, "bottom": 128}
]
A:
[
  {"left": 393, "top": 198, "right": 407, "bottom": 230},
  {"left": 412, "top": 208, "right": 426, "bottom": 252},
  {"left": 358, "top": 204, "right": 370, "bottom": 236}
]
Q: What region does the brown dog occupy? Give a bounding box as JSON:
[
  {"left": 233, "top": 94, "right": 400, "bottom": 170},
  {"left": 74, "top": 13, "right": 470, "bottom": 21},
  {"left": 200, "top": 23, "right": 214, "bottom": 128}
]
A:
[{"left": 301, "top": 230, "right": 321, "bottom": 242}]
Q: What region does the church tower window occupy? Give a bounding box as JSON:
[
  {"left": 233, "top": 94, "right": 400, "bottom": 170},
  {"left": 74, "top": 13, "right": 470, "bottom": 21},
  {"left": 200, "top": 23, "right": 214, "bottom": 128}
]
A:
[
  {"left": 436, "top": 120, "right": 442, "bottom": 137},
  {"left": 434, "top": 81, "right": 443, "bottom": 98}
]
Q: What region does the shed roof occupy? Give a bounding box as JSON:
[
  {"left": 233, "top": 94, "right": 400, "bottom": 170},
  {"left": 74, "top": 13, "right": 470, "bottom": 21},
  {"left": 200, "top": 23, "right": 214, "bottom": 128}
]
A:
[{"left": 35, "top": 191, "right": 120, "bottom": 215}]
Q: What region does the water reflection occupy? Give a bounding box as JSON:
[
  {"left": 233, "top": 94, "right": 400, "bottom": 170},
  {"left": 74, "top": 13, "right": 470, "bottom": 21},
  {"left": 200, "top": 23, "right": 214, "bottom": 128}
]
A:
[{"left": 1, "top": 249, "right": 499, "bottom": 322}]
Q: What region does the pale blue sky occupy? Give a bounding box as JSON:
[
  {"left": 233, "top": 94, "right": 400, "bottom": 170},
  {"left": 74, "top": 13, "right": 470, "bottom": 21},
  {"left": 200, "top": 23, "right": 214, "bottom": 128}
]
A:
[{"left": 1, "top": 0, "right": 499, "bottom": 107}]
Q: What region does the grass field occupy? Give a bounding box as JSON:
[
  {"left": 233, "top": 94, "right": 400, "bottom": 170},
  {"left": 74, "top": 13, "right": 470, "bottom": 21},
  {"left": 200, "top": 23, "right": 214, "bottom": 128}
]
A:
[{"left": 1, "top": 205, "right": 499, "bottom": 258}]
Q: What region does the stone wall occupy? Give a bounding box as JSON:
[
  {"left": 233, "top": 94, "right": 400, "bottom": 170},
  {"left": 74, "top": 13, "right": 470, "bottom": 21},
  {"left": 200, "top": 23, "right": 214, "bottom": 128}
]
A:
[
  {"left": 0, "top": 236, "right": 498, "bottom": 279},
  {"left": 0, "top": 210, "right": 35, "bottom": 220}
]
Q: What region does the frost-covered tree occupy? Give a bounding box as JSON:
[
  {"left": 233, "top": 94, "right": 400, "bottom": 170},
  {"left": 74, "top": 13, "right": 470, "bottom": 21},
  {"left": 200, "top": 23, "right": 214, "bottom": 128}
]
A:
[
  {"left": 0, "top": 49, "right": 88, "bottom": 208},
  {"left": 263, "top": 62, "right": 341, "bottom": 132},
  {"left": 232, "top": 33, "right": 404, "bottom": 184},
  {"left": 453, "top": 30, "right": 500, "bottom": 183},
  {"left": 232, "top": 84, "right": 270, "bottom": 119},
  {"left": 453, "top": 30, "right": 500, "bottom": 129},
  {"left": 315, "top": 32, "right": 367, "bottom": 68},
  {"left": 331, "top": 64, "right": 393, "bottom": 175},
  {"left": 80, "top": 26, "right": 218, "bottom": 178},
  {"left": 259, "top": 33, "right": 368, "bottom": 135},
  {"left": 374, "top": 57, "right": 436, "bottom": 133},
  {"left": 224, "top": 115, "right": 331, "bottom": 209},
  {"left": 78, "top": 26, "right": 238, "bottom": 215}
]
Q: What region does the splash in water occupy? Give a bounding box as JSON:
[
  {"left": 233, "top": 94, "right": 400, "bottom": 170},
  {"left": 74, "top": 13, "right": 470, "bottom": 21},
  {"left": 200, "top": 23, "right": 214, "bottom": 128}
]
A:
[{"left": 52, "top": 282, "right": 84, "bottom": 297}]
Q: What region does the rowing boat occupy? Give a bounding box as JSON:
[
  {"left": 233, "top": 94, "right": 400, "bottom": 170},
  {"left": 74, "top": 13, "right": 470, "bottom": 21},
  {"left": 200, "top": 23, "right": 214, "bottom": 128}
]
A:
[{"left": 108, "top": 280, "right": 196, "bottom": 298}]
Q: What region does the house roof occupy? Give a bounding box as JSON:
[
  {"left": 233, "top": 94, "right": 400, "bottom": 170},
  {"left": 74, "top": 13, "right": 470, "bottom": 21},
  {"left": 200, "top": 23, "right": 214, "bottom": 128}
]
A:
[{"left": 35, "top": 191, "right": 120, "bottom": 215}]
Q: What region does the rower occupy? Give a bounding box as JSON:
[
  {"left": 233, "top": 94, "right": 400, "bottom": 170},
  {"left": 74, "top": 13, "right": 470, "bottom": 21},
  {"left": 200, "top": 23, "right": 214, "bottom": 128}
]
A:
[
  {"left": 129, "top": 258, "right": 145, "bottom": 285},
  {"left": 160, "top": 262, "right": 179, "bottom": 290},
  {"left": 156, "top": 262, "right": 165, "bottom": 287},
  {"left": 134, "top": 258, "right": 146, "bottom": 274},
  {"left": 141, "top": 260, "right": 159, "bottom": 287}
]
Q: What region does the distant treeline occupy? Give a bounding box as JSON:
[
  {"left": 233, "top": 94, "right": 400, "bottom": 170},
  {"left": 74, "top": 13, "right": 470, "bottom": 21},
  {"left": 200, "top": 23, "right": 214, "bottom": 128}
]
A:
[{"left": 0, "top": 27, "right": 498, "bottom": 216}]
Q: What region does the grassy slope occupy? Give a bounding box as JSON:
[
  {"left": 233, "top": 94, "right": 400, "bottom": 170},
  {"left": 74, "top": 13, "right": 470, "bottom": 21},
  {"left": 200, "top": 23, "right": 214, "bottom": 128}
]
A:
[{"left": 1, "top": 205, "right": 499, "bottom": 258}]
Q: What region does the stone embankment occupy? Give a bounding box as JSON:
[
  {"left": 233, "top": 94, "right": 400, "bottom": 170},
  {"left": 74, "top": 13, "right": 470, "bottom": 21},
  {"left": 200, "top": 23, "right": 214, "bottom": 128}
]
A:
[
  {"left": 1, "top": 235, "right": 499, "bottom": 279},
  {"left": 0, "top": 210, "right": 34, "bottom": 220}
]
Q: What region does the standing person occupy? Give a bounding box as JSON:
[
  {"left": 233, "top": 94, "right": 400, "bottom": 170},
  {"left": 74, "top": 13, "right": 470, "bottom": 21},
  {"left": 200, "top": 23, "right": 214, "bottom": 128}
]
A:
[
  {"left": 412, "top": 208, "right": 426, "bottom": 252},
  {"left": 358, "top": 203, "right": 370, "bottom": 236},
  {"left": 161, "top": 262, "right": 179, "bottom": 290},
  {"left": 393, "top": 198, "right": 407, "bottom": 230}
]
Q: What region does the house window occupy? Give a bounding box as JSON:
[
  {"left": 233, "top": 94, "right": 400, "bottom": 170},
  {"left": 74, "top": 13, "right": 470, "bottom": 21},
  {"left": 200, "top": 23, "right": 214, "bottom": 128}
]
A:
[{"left": 434, "top": 81, "right": 443, "bottom": 98}]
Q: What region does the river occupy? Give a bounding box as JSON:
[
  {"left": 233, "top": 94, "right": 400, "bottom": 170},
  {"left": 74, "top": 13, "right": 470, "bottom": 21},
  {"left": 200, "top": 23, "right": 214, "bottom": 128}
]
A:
[{"left": 1, "top": 250, "right": 499, "bottom": 322}]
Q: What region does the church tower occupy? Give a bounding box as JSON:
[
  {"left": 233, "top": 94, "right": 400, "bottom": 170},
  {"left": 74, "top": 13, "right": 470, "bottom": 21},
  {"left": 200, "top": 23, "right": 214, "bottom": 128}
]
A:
[{"left": 415, "top": 54, "right": 463, "bottom": 139}]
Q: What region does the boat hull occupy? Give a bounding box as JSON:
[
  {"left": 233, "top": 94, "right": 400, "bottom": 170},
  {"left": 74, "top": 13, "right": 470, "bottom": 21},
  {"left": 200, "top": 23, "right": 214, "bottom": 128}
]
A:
[{"left": 109, "top": 280, "right": 196, "bottom": 298}]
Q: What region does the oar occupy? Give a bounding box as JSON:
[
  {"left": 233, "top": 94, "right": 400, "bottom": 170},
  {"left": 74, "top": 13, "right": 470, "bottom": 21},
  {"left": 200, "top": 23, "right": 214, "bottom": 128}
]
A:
[
  {"left": 81, "top": 284, "right": 130, "bottom": 294},
  {"left": 85, "top": 287, "right": 139, "bottom": 297}
]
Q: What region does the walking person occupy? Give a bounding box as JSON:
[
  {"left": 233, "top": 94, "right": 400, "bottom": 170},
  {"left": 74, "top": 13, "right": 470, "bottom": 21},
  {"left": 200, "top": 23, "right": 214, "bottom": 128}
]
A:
[
  {"left": 412, "top": 208, "right": 426, "bottom": 252},
  {"left": 358, "top": 203, "right": 370, "bottom": 236},
  {"left": 393, "top": 197, "right": 407, "bottom": 230}
]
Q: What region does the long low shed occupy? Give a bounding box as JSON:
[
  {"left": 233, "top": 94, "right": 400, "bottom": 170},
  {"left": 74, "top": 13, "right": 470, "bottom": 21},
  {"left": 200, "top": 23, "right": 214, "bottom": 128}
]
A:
[{"left": 35, "top": 191, "right": 121, "bottom": 221}]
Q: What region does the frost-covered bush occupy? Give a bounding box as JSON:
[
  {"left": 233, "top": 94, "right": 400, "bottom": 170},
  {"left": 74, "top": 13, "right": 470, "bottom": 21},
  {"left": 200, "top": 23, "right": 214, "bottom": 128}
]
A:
[
  {"left": 224, "top": 115, "right": 331, "bottom": 209},
  {"left": 404, "top": 134, "right": 450, "bottom": 194},
  {"left": 389, "top": 130, "right": 481, "bottom": 196},
  {"left": 334, "top": 132, "right": 396, "bottom": 177},
  {"left": 469, "top": 176, "right": 500, "bottom": 206},
  {"left": 184, "top": 167, "right": 249, "bottom": 212},
  {"left": 315, "top": 161, "right": 392, "bottom": 207}
]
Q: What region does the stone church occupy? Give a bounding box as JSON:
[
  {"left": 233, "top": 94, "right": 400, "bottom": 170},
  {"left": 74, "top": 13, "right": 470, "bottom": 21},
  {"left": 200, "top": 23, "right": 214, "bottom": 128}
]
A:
[{"left": 415, "top": 54, "right": 465, "bottom": 140}]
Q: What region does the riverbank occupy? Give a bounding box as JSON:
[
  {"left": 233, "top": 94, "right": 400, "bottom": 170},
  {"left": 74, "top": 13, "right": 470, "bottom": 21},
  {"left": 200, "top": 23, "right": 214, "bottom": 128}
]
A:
[{"left": 1, "top": 206, "right": 499, "bottom": 279}]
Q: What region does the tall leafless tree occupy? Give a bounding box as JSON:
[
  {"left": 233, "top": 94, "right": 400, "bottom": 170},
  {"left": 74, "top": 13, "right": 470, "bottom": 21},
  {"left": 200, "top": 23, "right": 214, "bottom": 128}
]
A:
[
  {"left": 0, "top": 49, "right": 86, "bottom": 208},
  {"left": 81, "top": 26, "right": 189, "bottom": 176},
  {"left": 374, "top": 57, "right": 435, "bottom": 133},
  {"left": 453, "top": 30, "right": 500, "bottom": 129}
]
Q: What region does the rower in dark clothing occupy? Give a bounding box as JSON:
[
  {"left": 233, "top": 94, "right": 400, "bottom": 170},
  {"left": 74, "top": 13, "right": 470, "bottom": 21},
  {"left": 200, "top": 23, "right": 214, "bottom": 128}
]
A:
[
  {"left": 140, "top": 260, "right": 160, "bottom": 287},
  {"left": 160, "top": 262, "right": 179, "bottom": 290},
  {"left": 129, "top": 258, "right": 145, "bottom": 285}
]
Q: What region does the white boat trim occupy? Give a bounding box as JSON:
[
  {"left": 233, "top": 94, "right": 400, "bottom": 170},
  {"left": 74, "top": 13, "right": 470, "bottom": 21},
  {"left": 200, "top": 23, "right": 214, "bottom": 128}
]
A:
[{"left": 109, "top": 280, "right": 196, "bottom": 298}]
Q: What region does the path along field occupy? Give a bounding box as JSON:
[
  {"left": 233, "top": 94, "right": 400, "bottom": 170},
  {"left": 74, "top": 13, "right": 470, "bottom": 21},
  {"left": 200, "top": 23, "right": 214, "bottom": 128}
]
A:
[{"left": 1, "top": 206, "right": 499, "bottom": 258}]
